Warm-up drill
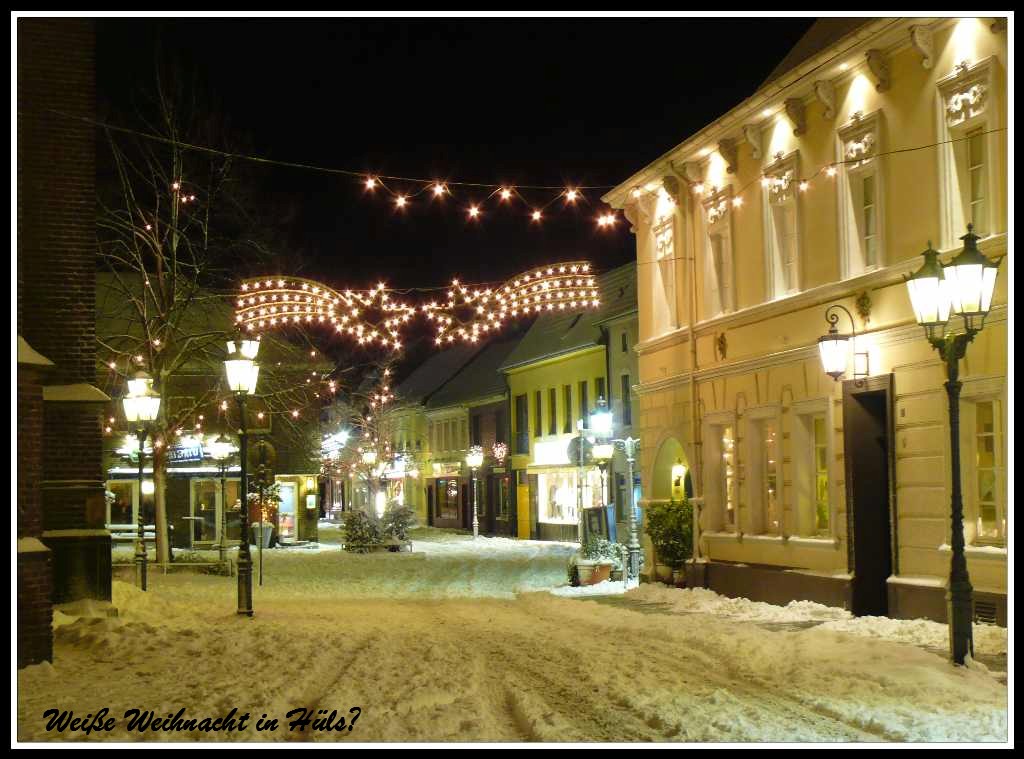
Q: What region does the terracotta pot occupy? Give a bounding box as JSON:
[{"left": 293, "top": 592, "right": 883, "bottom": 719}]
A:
[{"left": 577, "top": 560, "right": 613, "bottom": 586}]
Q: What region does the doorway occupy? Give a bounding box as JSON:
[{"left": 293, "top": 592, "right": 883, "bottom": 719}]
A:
[{"left": 842, "top": 374, "right": 896, "bottom": 617}]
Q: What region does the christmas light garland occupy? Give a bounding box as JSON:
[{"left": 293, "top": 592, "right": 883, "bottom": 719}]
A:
[{"left": 235, "top": 261, "right": 600, "bottom": 348}]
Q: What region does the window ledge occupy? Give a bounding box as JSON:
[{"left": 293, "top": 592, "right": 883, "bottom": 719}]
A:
[{"left": 938, "top": 543, "right": 1007, "bottom": 562}]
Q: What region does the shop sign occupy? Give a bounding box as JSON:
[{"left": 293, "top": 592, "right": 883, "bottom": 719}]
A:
[{"left": 169, "top": 440, "right": 204, "bottom": 463}]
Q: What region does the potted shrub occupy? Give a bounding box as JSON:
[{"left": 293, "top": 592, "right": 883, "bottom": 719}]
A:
[
  {"left": 342, "top": 509, "right": 383, "bottom": 553},
  {"left": 644, "top": 498, "right": 693, "bottom": 586},
  {"left": 575, "top": 537, "right": 619, "bottom": 585}
]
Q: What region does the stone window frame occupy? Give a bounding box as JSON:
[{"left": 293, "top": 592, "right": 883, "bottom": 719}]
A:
[
  {"left": 958, "top": 376, "right": 1007, "bottom": 547},
  {"left": 790, "top": 397, "right": 835, "bottom": 539},
  {"left": 837, "top": 110, "right": 886, "bottom": 279},
  {"left": 936, "top": 56, "right": 1001, "bottom": 247},
  {"left": 702, "top": 410, "right": 738, "bottom": 533},
  {"left": 700, "top": 185, "right": 736, "bottom": 319},
  {"left": 743, "top": 404, "right": 784, "bottom": 536},
  {"left": 761, "top": 150, "right": 803, "bottom": 301}
]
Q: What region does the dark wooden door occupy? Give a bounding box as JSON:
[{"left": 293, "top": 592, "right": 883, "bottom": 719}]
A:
[{"left": 843, "top": 375, "right": 895, "bottom": 617}]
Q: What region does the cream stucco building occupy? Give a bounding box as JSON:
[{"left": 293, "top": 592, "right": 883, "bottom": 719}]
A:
[{"left": 604, "top": 17, "right": 1008, "bottom": 623}]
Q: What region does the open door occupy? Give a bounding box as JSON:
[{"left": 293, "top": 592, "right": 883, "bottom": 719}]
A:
[{"left": 843, "top": 374, "right": 896, "bottom": 616}]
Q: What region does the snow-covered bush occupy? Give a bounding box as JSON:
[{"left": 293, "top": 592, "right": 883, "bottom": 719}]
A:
[
  {"left": 381, "top": 501, "right": 416, "bottom": 541},
  {"left": 343, "top": 510, "right": 382, "bottom": 553},
  {"left": 644, "top": 498, "right": 692, "bottom": 568},
  {"left": 581, "top": 537, "right": 622, "bottom": 569}
]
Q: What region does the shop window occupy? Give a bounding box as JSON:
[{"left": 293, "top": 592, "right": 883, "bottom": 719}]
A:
[
  {"left": 436, "top": 478, "right": 460, "bottom": 521},
  {"left": 792, "top": 404, "right": 831, "bottom": 537},
  {"left": 704, "top": 418, "right": 737, "bottom": 532},
  {"left": 107, "top": 480, "right": 134, "bottom": 525},
  {"left": 745, "top": 411, "right": 782, "bottom": 535},
  {"left": 965, "top": 398, "right": 1006, "bottom": 546},
  {"left": 762, "top": 152, "right": 801, "bottom": 299}
]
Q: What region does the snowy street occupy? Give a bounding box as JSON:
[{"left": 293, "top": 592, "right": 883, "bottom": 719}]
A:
[{"left": 17, "top": 529, "right": 1007, "bottom": 743}]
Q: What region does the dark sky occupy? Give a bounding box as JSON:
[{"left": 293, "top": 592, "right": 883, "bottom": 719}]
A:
[{"left": 96, "top": 17, "right": 814, "bottom": 293}]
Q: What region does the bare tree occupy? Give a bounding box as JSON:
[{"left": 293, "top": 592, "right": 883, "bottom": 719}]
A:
[{"left": 96, "top": 83, "right": 333, "bottom": 563}]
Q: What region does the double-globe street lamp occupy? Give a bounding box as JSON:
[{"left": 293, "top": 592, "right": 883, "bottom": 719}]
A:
[
  {"left": 208, "top": 433, "right": 237, "bottom": 565},
  {"left": 465, "top": 445, "right": 484, "bottom": 539},
  {"left": 817, "top": 225, "right": 1002, "bottom": 666},
  {"left": 224, "top": 335, "right": 261, "bottom": 617},
  {"left": 903, "top": 226, "right": 1002, "bottom": 666},
  {"left": 590, "top": 397, "right": 642, "bottom": 584},
  {"left": 122, "top": 370, "right": 161, "bottom": 591}
]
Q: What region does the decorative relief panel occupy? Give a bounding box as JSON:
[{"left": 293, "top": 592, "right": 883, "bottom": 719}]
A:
[
  {"left": 837, "top": 111, "right": 881, "bottom": 172},
  {"left": 938, "top": 57, "right": 995, "bottom": 130}
]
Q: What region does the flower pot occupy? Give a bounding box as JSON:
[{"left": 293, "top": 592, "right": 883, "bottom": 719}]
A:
[
  {"left": 577, "top": 560, "right": 612, "bottom": 586},
  {"left": 671, "top": 568, "right": 685, "bottom": 587}
]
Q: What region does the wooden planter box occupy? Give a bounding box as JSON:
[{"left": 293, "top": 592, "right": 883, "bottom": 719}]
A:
[{"left": 577, "top": 560, "right": 613, "bottom": 586}]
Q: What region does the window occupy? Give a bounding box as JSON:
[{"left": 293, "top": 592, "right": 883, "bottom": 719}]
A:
[
  {"left": 838, "top": 112, "right": 884, "bottom": 277},
  {"left": 471, "top": 414, "right": 482, "bottom": 446},
  {"left": 761, "top": 421, "right": 781, "bottom": 535},
  {"left": 578, "top": 381, "right": 589, "bottom": 428},
  {"left": 721, "top": 426, "right": 737, "bottom": 531},
  {"left": 746, "top": 413, "right": 781, "bottom": 535},
  {"left": 967, "top": 128, "right": 988, "bottom": 235},
  {"left": 620, "top": 332, "right": 628, "bottom": 353},
  {"left": 495, "top": 411, "right": 506, "bottom": 445},
  {"left": 620, "top": 374, "right": 632, "bottom": 427},
  {"left": 792, "top": 402, "right": 832, "bottom": 536},
  {"left": 514, "top": 394, "right": 529, "bottom": 454},
  {"left": 107, "top": 481, "right": 134, "bottom": 525},
  {"left": 702, "top": 190, "right": 735, "bottom": 318},
  {"left": 563, "top": 385, "right": 573, "bottom": 433},
  {"left": 937, "top": 58, "right": 998, "bottom": 246},
  {"left": 652, "top": 197, "right": 679, "bottom": 333},
  {"left": 595, "top": 377, "right": 606, "bottom": 405},
  {"left": 763, "top": 152, "right": 801, "bottom": 299},
  {"left": 971, "top": 399, "right": 1005, "bottom": 545},
  {"left": 548, "top": 388, "right": 557, "bottom": 435},
  {"left": 534, "top": 391, "right": 542, "bottom": 439}
]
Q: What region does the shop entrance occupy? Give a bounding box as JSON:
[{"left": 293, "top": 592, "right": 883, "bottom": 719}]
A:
[{"left": 843, "top": 374, "right": 896, "bottom": 617}]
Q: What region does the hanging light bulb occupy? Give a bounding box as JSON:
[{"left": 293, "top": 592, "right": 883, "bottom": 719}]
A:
[
  {"left": 365, "top": 177, "right": 377, "bottom": 190},
  {"left": 565, "top": 188, "right": 579, "bottom": 203},
  {"left": 432, "top": 183, "right": 446, "bottom": 197},
  {"left": 395, "top": 195, "right": 407, "bottom": 208},
  {"left": 468, "top": 205, "right": 480, "bottom": 219},
  {"left": 500, "top": 187, "right": 512, "bottom": 201},
  {"left": 531, "top": 210, "right": 542, "bottom": 222}
]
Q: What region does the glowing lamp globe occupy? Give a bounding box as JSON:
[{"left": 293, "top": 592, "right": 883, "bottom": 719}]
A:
[
  {"left": 905, "top": 242, "right": 953, "bottom": 342},
  {"left": 671, "top": 459, "right": 687, "bottom": 501},
  {"left": 224, "top": 338, "right": 261, "bottom": 395},
  {"left": 208, "top": 433, "right": 236, "bottom": 462},
  {"left": 941, "top": 225, "right": 1000, "bottom": 332},
  {"left": 590, "top": 397, "right": 613, "bottom": 439},
  {"left": 466, "top": 445, "right": 484, "bottom": 470},
  {"left": 123, "top": 370, "right": 161, "bottom": 423},
  {"left": 817, "top": 327, "right": 851, "bottom": 381}
]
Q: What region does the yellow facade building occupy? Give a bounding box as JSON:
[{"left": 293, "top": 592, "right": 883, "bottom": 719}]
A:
[{"left": 605, "top": 18, "right": 1007, "bottom": 622}]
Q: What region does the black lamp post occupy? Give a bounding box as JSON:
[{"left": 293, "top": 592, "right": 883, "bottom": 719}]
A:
[
  {"left": 590, "top": 397, "right": 641, "bottom": 584},
  {"left": 904, "top": 226, "right": 1002, "bottom": 666},
  {"left": 122, "top": 370, "right": 161, "bottom": 591},
  {"left": 224, "top": 335, "right": 261, "bottom": 617}
]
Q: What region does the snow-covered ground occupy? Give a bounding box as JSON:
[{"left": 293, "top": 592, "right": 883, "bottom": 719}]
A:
[{"left": 19, "top": 529, "right": 1007, "bottom": 743}]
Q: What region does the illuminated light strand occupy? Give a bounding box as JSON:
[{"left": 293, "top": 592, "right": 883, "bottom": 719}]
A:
[
  {"left": 235, "top": 261, "right": 601, "bottom": 349},
  {"left": 627, "top": 127, "right": 1008, "bottom": 223}
]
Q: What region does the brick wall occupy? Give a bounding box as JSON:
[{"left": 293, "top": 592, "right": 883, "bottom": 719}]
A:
[
  {"left": 17, "top": 367, "right": 45, "bottom": 539},
  {"left": 17, "top": 19, "right": 96, "bottom": 383}
]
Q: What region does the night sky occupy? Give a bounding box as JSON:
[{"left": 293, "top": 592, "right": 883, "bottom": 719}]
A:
[{"left": 96, "top": 17, "right": 814, "bottom": 291}]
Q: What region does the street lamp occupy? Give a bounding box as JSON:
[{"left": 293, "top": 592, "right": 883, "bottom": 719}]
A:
[
  {"left": 904, "top": 227, "right": 1002, "bottom": 666},
  {"left": 224, "top": 335, "right": 260, "bottom": 617},
  {"left": 591, "top": 396, "right": 641, "bottom": 584},
  {"left": 122, "top": 370, "right": 160, "bottom": 591},
  {"left": 818, "top": 305, "right": 870, "bottom": 381},
  {"left": 466, "top": 445, "right": 484, "bottom": 539},
  {"left": 208, "top": 433, "right": 236, "bottom": 564}
]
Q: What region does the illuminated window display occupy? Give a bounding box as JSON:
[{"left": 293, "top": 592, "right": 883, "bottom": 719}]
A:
[{"left": 535, "top": 468, "right": 602, "bottom": 525}]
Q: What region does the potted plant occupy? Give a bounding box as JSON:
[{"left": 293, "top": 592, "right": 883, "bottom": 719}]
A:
[
  {"left": 575, "top": 537, "right": 619, "bottom": 585},
  {"left": 644, "top": 498, "right": 693, "bottom": 586}
]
